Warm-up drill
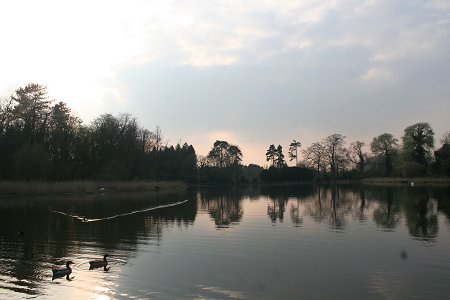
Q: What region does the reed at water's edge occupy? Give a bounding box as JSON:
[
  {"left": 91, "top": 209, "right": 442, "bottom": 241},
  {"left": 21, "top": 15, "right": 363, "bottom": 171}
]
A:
[{"left": 0, "top": 180, "right": 187, "bottom": 196}]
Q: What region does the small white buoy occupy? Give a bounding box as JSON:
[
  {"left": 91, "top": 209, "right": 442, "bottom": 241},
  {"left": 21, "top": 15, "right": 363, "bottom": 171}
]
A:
[{"left": 410, "top": 181, "right": 414, "bottom": 187}]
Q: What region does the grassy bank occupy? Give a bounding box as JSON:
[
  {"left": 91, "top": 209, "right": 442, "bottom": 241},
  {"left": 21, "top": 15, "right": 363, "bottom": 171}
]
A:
[
  {"left": 361, "top": 177, "right": 450, "bottom": 185},
  {"left": 0, "top": 180, "right": 187, "bottom": 196}
]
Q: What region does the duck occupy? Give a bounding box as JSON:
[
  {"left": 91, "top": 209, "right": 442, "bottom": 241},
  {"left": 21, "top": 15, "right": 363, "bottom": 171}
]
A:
[
  {"left": 52, "top": 261, "right": 74, "bottom": 280},
  {"left": 89, "top": 254, "right": 109, "bottom": 270}
]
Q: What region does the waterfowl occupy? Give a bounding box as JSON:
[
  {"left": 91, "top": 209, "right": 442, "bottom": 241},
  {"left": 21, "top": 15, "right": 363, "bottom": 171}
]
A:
[
  {"left": 52, "top": 261, "right": 73, "bottom": 280},
  {"left": 89, "top": 254, "right": 109, "bottom": 270}
]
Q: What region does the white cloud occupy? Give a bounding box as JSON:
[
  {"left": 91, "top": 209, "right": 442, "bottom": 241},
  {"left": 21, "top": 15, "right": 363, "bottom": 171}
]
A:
[{"left": 360, "top": 67, "right": 395, "bottom": 82}]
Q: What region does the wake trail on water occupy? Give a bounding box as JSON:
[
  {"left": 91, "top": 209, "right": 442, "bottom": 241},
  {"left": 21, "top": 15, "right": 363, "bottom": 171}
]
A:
[{"left": 49, "top": 200, "right": 188, "bottom": 223}]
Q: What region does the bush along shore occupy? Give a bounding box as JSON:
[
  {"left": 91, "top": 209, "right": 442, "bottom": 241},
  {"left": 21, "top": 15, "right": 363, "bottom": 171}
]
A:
[{"left": 0, "top": 180, "right": 187, "bottom": 196}]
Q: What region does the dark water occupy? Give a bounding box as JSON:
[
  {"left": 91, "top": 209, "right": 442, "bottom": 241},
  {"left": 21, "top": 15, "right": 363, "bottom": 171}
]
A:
[{"left": 1, "top": 184, "right": 450, "bottom": 299}]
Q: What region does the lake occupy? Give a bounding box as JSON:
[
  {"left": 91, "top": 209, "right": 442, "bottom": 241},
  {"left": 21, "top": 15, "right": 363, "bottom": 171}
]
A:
[{"left": 1, "top": 184, "right": 450, "bottom": 299}]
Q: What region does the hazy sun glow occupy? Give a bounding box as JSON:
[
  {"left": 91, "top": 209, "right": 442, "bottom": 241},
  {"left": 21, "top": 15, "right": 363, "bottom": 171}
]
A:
[{"left": 1, "top": 0, "right": 449, "bottom": 165}]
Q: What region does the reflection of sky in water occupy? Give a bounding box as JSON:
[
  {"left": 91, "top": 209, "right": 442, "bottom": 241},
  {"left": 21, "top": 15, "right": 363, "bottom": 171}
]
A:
[{"left": 1, "top": 186, "right": 450, "bottom": 299}]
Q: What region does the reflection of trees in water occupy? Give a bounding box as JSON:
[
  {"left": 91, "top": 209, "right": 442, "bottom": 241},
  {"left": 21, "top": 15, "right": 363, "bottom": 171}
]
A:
[
  {"left": 433, "top": 186, "right": 450, "bottom": 224},
  {"left": 198, "top": 188, "right": 243, "bottom": 228},
  {"left": 0, "top": 191, "right": 196, "bottom": 296},
  {"left": 401, "top": 187, "right": 438, "bottom": 241},
  {"left": 1, "top": 185, "right": 449, "bottom": 297},
  {"left": 290, "top": 198, "right": 303, "bottom": 227},
  {"left": 330, "top": 187, "right": 354, "bottom": 229},
  {"left": 407, "top": 198, "right": 439, "bottom": 240},
  {"left": 0, "top": 200, "right": 49, "bottom": 296},
  {"left": 260, "top": 185, "right": 314, "bottom": 225},
  {"left": 368, "top": 185, "right": 443, "bottom": 241},
  {"left": 305, "top": 186, "right": 355, "bottom": 230},
  {"left": 351, "top": 189, "right": 371, "bottom": 222},
  {"left": 259, "top": 184, "right": 448, "bottom": 237},
  {"left": 373, "top": 187, "right": 400, "bottom": 230},
  {"left": 267, "top": 195, "right": 287, "bottom": 223}
]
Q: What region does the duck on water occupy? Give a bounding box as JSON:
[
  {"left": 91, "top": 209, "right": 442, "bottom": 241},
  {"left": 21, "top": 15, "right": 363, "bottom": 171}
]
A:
[
  {"left": 89, "top": 254, "right": 109, "bottom": 270},
  {"left": 52, "top": 261, "right": 74, "bottom": 280}
]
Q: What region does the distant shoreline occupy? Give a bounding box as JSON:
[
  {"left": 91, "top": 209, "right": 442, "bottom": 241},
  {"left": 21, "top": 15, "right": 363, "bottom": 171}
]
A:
[
  {"left": 0, "top": 177, "right": 448, "bottom": 196},
  {"left": 360, "top": 177, "right": 450, "bottom": 185},
  {"left": 0, "top": 180, "right": 187, "bottom": 196},
  {"left": 193, "top": 177, "right": 450, "bottom": 187}
]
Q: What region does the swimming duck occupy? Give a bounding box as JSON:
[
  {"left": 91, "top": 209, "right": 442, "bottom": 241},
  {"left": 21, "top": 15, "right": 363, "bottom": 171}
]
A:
[
  {"left": 89, "top": 254, "right": 109, "bottom": 270},
  {"left": 52, "top": 261, "right": 73, "bottom": 280}
]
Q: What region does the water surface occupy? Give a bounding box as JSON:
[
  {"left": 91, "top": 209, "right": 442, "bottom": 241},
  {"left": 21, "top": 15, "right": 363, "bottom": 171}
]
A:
[{"left": 1, "top": 185, "right": 450, "bottom": 299}]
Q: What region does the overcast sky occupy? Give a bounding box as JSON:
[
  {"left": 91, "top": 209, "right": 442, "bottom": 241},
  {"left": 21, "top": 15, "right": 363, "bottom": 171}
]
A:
[{"left": 1, "top": 0, "right": 449, "bottom": 165}]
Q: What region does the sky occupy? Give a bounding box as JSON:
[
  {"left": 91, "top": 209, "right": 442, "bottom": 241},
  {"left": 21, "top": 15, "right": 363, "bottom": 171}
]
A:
[{"left": 1, "top": 0, "right": 449, "bottom": 166}]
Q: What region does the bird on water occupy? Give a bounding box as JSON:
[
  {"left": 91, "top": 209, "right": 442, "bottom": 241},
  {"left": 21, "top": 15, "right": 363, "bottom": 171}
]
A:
[
  {"left": 89, "top": 254, "right": 109, "bottom": 270},
  {"left": 52, "top": 261, "right": 74, "bottom": 280}
]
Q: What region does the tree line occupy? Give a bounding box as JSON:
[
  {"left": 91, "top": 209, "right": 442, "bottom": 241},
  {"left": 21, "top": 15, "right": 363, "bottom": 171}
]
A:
[
  {"left": 263, "top": 124, "right": 450, "bottom": 180},
  {"left": 1, "top": 83, "right": 449, "bottom": 184},
  {"left": 0, "top": 84, "right": 196, "bottom": 181}
]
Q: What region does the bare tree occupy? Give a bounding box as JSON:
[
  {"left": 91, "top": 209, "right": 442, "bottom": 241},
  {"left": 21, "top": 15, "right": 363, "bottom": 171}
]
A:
[
  {"left": 323, "top": 134, "right": 346, "bottom": 178},
  {"left": 347, "top": 141, "right": 368, "bottom": 175},
  {"left": 302, "top": 142, "right": 326, "bottom": 174},
  {"left": 151, "top": 125, "right": 163, "bottom": 151},
  {"left": 0, "top": 96, "right": 14, "bottom": 133},
  {"left": 440, "top": 131, "right": 450, "bottom": 145}
]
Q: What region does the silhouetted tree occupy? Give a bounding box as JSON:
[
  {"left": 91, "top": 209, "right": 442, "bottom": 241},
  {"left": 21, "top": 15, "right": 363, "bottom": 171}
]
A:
[
  {"left": 288, "top": 139, "right": 301, "bottom": 166},
  {"left": 440, "top": 131, "right": 450, "bottom": 145},
  {"left": 402, "top": 122, "right": 434, "bottom": 176},
  {"left": 266, "top": 144, "right": 276, "bottom": 166},
  {"left": 303, "top": 142, "right": 326, "bottom": 175},
  {"left": 0, "top": 96, "right": 14, "bottom": 133},
  {"left": 434, "top": 144, "right": 450, "bottom": 176},
  {"left": 13, "top": 144, "right": 51, "bottom": 180},
  {"left": 228, "top": 145, "right": 243, "bottom": 166},
  {"left": 0, "top": 84, "right": 199, "bottom": 182},
  {"left": 207, "top": 140, "right": 242, "bottom": 169},
  {"left": 208, "top": 140, "right": 230, "bottom": 167},
  {"left": 203, "top": 140, "right": 243, "bottom": 184},
  {"left": 347, "top": 141, "right": 368, "bottom": 175},
  {"left": 48, "top": 102, "right": 80, "bottom": 179},
  {"left": 370, "top": 133, "right": 398, "bottom": 177},
  {"left": 323, "top": 134, "right": 346, "bottom": 178},
  {"left": 12, "top": 83, "right": 53, "bottom": 146},
  {"left": 274, "top": 145, "right": 286, "bottom": 168},
  {"left": 0, "top": 97, "right": 18, "bottom": 178},
  {"left": 151, "top": 126, "right": 163, "bottom": 151}
]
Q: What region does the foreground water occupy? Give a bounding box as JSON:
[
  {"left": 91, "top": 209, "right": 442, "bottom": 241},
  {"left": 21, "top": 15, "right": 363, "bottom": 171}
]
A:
[{"left": 0, "top": 184, "right": 450, "bottom": 299}]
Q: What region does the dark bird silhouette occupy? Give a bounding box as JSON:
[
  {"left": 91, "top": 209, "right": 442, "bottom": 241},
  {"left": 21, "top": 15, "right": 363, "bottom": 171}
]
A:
[
  {"left": 52, "top": 261, "right": 74, "bottom": 280},
  {"left": 89, "top": 254, "right": 109, "bottom": 270}
]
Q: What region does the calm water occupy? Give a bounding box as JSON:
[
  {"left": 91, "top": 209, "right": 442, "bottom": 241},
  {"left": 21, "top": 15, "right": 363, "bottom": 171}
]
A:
[{"left": 1, "top": 185, "right": 450, "bottom": 299}]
